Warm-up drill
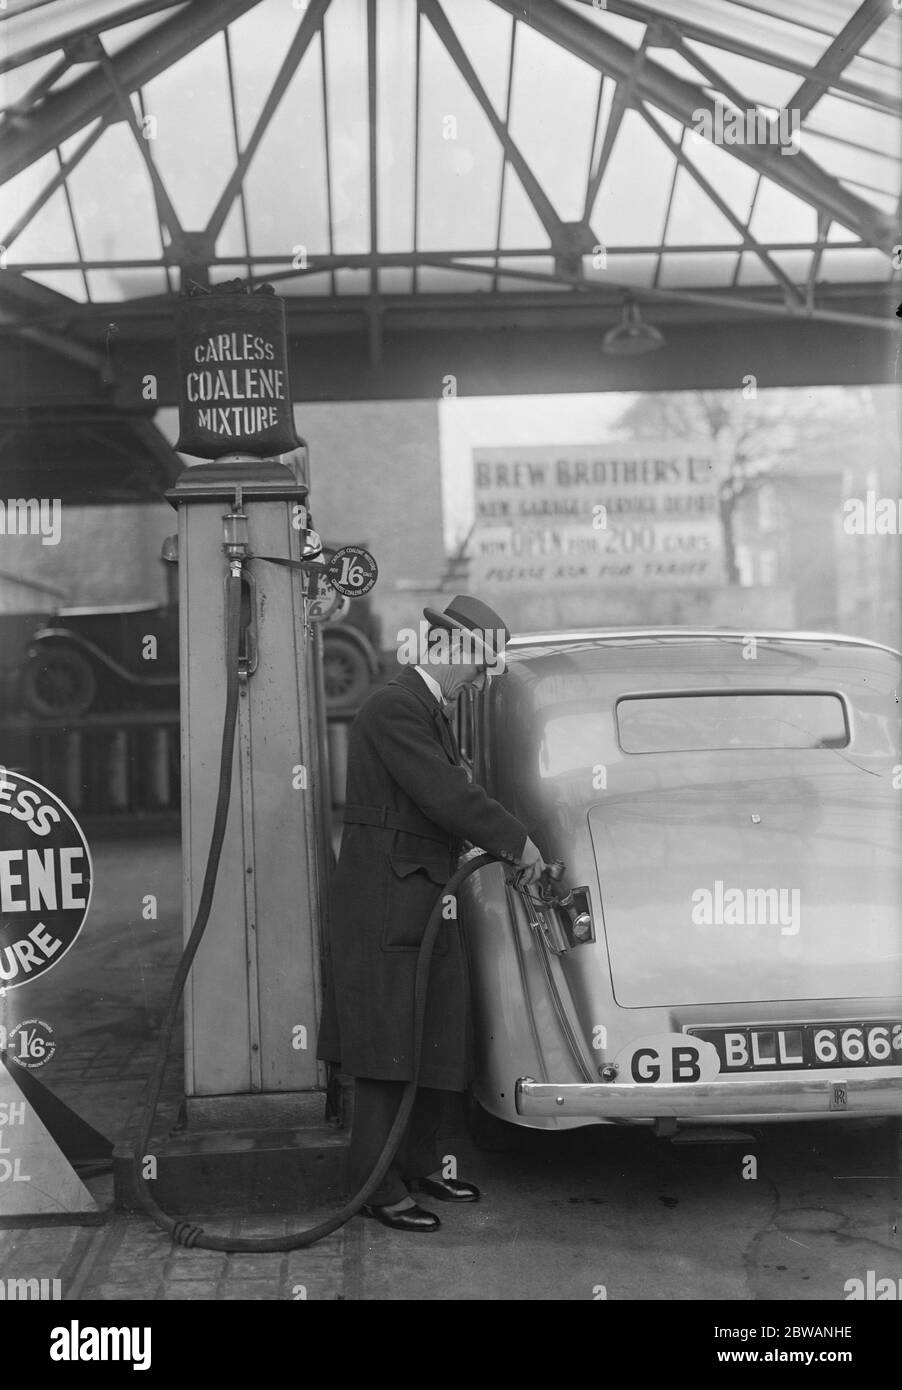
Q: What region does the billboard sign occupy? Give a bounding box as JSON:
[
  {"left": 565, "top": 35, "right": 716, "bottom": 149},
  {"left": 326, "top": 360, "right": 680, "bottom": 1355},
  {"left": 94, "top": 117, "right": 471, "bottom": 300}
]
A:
[{"left": 469, "top": 441, "right": 725, "bottom": 588}]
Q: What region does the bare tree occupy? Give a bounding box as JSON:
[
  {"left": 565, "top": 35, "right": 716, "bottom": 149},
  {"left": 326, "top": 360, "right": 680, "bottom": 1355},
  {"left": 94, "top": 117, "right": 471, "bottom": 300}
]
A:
[{"left": 612, "top": 387, "right": 864, "bottom": 584}]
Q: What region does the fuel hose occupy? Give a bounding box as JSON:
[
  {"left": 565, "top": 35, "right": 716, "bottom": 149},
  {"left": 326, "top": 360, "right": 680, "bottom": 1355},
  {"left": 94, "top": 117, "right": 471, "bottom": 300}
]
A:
[{"left": 130, "top": 568, "right": 495, "bottom": 1251}]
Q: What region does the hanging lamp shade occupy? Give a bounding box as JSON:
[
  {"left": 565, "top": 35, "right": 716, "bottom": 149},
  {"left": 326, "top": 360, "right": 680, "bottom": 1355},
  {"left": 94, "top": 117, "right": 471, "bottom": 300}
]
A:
[{"left": 602, "top": 300, "right": 665, "bottom": 356}]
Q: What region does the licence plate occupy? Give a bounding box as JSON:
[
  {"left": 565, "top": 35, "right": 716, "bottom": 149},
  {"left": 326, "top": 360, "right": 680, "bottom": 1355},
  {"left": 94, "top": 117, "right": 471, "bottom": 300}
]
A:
[{"left": 687, "top": 1021, "right": 902, "bottom": 1072}]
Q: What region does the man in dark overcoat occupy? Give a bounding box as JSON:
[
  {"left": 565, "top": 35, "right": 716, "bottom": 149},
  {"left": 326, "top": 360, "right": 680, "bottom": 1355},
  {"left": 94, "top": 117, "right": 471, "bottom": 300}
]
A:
[{"left": 316, "top": 595, "right": 545, "bottom": 1231}]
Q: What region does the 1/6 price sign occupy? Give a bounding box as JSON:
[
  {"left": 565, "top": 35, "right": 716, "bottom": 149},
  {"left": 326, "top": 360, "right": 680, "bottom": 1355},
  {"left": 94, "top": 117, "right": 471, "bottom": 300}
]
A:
[
  {"left": 326, "top": 545, "right": 378, "bottom": 597},
  {"left": 1, "top": 1018, "right": 56, "bottom": 1069}
]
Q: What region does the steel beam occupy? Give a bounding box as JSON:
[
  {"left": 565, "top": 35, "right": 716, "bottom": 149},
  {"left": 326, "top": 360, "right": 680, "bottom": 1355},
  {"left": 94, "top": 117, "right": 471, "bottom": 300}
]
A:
[
  {"left": 0, "top": 0, "right": 186, "bottom": 77},
  {"left": 96, "top": 44, "right": 184, "bottom": 243},
  {"left": 1, "top": 54, "right": 69, "bottom": 116},
  {"left": 4, "top": 311, "right": 889, "bottom": 407},
  {"left": 0, "top": 267, "right": 79, "bottom": 314},
  {"left": 56, "top": 148, "right": 91, "bottom": 301},
  {"left": 788, "top": 0, "right": 894, "bottom": 120},
  {"left": 366, "top": 0, "right": 381, "bottom": 366},
  {"left": 584, "top": 42, "right": 648, "bottom": 224},
  {"left": 569, "top": 0, "right": 901, "bottom": 116},
  {"left": 2, "top": 275, "right": 894, "bottom": 342},
  {"left": 0, "top": 270, "right": 105, "bottom": 369},
  {"left": 807, "top": 211, "right": 832, "bottom": 310},
  {"left": 223, "top": 29, "right": 252, "bottom": 275},
  {"left": 16, "top": 324, "right": 105, "bottom": 371},
  {"left": 654, "top": 123, "right": 682, "bottom": 289},
  {"left": 3, "top": 240, "right": 882, "bottom": 277},
  {"left": 492, "top": 15, "right": 518, "bottom": 292},
  {"left": 412, "top": 3, "right": 423, "bottom": 293},
  {"left": 489, "top": 0, "right": 895, "bottom": 250},
  {"left": 0, "top": 0, "right": 263, "bottom": 187},
  {"left": 320, "top": 16, "right": 337, "bottom": 296},
  {"left": 668, "top": 32, "right": 765, "bottom": 128},
  {"left": 127, "top": 415, "right": 183, "bottom": 488}
]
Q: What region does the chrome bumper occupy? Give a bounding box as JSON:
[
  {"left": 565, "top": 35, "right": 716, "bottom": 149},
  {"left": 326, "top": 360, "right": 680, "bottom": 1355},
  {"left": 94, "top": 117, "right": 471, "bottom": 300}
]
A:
[{"left": 515, "top": 1072, "right": 902, "bottom": 1119}]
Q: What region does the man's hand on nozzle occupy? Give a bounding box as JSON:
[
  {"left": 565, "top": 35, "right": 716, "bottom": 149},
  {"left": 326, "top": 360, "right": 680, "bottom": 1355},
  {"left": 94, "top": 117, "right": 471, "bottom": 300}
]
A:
[{"left": 516, "top": 836, "right": 546, "bottom": 886}]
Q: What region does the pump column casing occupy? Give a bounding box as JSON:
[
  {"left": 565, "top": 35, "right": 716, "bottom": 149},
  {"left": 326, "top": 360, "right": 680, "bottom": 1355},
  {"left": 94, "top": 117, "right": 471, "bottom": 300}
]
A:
[{"left": 167, "top": 460, "right": 329, "bottom": 1128}]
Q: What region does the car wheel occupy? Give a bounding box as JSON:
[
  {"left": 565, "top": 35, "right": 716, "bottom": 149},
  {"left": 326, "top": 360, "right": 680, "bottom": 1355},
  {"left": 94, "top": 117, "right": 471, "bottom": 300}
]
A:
[
  {"left": 20, "top": 646, "right": 97, "bottom": 719},
  {"left": 322, "top": 633, "right": 372, "bottom": 712},
  {"left": 464, "top": 1089, "right": 535, "bottom": 1153}
]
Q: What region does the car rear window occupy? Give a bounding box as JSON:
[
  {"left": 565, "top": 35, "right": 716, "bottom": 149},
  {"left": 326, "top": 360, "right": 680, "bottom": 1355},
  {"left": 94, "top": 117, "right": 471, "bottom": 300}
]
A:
[{"left": 616, "top": 692, "right": 849, "bottom": 752}]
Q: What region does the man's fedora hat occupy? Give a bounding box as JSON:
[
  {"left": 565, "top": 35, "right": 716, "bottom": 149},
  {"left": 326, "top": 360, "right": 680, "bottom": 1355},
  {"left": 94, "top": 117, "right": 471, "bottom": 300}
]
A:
[{"left": 422, "top": 594, "right": 510, "bottom": 665}]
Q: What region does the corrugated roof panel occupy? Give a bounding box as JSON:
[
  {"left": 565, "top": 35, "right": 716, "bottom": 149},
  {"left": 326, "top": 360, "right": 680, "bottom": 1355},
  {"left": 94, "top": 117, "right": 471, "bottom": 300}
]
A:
[
  {"left": 227, "top": 0, "right": 303, "bottom": 140},
  {"left": 0, "top": 0, "right": 893, "bottom": 319},
  {"left": 665, "top": 166, "right": 744, "bottom": 246},
  {"left": 244, "top": 39, "right": 331, "bottom": 256},
  {"left": 376, "top": 0, "right": 417, "bottom": 255},
  {"left": 805, "top": 92, "right": 901, "bottom": 152},
  {"left": 4, "top": 183, "right": 80, "bottom": 265},
  {"left": 134, "top": 36, "right": 235, "bottom": 231},
  {"left": 416, "top": 19, "right": 504, "bottom": 252},
  {"left": 442, "top": 0, "right": 514, "bottom": 114},
  {"left": 859, "top": 13, "right": 902, "bottom": 67},
  {"left": 508, "top": 20, "right": 599, "bottom": 223},
  {"left": 680, "top": 128, "right": 759, "bottom": 223},
  {"left": 66, "top": 121, "right": 165, "bottom": 260},
  {"left": 592, "top": 109, "right": 673, "bottom": 245},
  {"left": 801, "top": 130, "right": 900, "bottom": 194},
  {"left": 749, "top": 179, "right": 818, "bottom": 243}
]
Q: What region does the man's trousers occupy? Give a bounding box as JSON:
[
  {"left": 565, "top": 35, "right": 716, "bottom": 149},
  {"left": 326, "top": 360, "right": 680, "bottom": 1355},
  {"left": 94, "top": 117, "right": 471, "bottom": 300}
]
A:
[{"left": 350, "top": 1078, "right": 446, "bottom": 1207}]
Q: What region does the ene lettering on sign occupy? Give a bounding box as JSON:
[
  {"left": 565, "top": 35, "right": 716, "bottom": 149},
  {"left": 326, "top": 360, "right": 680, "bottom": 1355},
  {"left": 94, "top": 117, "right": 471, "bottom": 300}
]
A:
[{"left": 0, "top": 773, "right": 92, "bottom": 989}]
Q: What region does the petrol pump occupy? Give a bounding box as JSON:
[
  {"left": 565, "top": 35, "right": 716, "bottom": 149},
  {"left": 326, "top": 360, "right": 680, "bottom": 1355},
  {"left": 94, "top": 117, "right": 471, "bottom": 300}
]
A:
[
  {"left": 114, "top": 282, "right": 353, "bottom": 1221},
  {"left": 170, "top": 283, "right": 334, "bottom": 1132}
]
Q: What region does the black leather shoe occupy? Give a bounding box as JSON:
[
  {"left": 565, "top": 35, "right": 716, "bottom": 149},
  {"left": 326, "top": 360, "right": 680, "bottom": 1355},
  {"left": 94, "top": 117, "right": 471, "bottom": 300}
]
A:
[
  {"left": 411, "top": 1177, "right": 481, "bottom": 1203},
  {"left": 361, "top": 1202, "right": 441, "bottom": 1232}
]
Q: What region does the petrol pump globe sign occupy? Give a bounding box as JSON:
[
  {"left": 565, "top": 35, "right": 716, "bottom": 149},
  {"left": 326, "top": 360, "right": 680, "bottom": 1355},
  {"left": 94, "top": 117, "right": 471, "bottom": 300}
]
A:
[
  {"left": 174, "top": 282, "right": 302, "bottom": 459},
  {"left": 0, "top": 772, "right": 92, "bottom": 991},
  {"left": 326, "top": 544, "right": 379, "bottom": 597}
]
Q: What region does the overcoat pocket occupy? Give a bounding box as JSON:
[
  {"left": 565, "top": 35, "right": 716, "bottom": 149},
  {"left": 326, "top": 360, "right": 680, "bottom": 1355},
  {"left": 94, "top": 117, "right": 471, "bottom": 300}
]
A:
[{"left": 380, "top": 853, "right": 451, "bottom": 952}]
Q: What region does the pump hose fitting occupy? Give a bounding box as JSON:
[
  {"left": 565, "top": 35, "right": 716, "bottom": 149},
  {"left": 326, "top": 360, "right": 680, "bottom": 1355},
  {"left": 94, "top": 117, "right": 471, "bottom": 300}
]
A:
[{"left": 129, "top": 568, "right": 495, "bottom": 1252}]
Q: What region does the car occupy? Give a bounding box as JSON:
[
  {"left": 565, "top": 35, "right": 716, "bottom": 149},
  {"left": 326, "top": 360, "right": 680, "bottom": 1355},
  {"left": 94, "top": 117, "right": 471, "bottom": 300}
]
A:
[
  {"left": 455, "top": 628, "right": 902, "bottom": 1145},
  {"left": 19, "top": 601, "right": 179, "bottom": 719},
  {"left": 0, "top": 610, "right": 54, "bottom": 721},
  {"left": 15, "top": 543, "right": 382, "bottom": 720}
]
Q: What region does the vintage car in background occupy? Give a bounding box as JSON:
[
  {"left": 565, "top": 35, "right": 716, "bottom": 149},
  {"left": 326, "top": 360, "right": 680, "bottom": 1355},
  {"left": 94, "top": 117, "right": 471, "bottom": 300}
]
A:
[
  {"left": 18, "top": 601, "right": 179, "bottom": 719},
  {"left": 15, "top": 544, "right": 381, "bottom": 720},
  {"left": 456, "top": 629, "right": 902, "bottom": 1145}
]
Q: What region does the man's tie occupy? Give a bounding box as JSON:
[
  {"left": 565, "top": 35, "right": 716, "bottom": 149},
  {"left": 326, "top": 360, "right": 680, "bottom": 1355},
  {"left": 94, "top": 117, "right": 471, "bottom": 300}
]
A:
[{"left": 435, "top": 701, "right": 462, "bottom": 765}]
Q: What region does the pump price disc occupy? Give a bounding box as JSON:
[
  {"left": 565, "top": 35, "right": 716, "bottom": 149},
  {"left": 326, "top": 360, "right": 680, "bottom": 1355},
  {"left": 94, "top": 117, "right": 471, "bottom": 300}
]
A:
[
  {"left": 0, "top": 772, "right": 92, "bottom": 991},
  {"left": 326, "top": 545, "right": 378, "bottom": 597}
]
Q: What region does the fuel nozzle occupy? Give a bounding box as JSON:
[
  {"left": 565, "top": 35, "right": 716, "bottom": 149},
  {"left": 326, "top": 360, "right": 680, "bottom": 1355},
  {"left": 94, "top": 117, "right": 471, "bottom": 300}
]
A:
[
  {"left": 539, "top": 859, "right": 574, "bottom": 907},
  {"left": 538, "top": 860, "right": 593, "bottom": 943}
]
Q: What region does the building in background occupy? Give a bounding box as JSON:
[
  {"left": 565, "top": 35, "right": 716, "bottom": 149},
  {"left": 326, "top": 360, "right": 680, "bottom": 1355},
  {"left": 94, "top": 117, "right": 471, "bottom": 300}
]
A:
[{"left": 2, "top": 387, "right": 897, "bottom": 670}]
